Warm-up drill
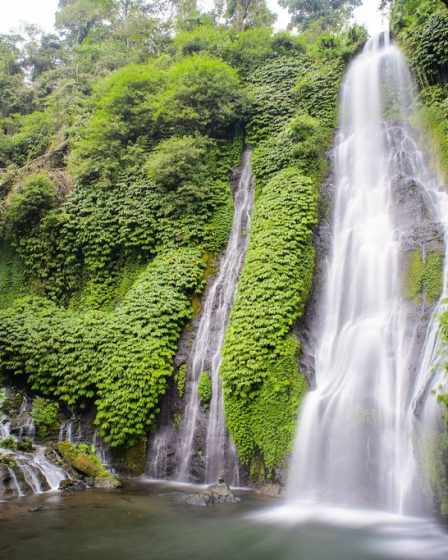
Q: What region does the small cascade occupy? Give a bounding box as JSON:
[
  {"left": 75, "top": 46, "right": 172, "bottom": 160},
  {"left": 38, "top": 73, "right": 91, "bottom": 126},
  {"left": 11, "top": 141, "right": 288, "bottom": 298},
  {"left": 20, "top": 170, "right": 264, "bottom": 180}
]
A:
[
  {"left": 59, "top": 420, "right": 74, "bottom": 443},
  {"left": 19, "top": 417, "right": 35, "bottom": 441},
  {"left": 0, "top": 446, "right": 70, "bottom": 497},
  {"left": 93, "top": 429, "right": 114, "bottom": 471},
  {"left": 0, "top": 416, "right": 10, "bottom": 438},
  {"left": 147, "top": 426, "right": 174, "bottom": 480},
  {"left": 148, "top": 149, "right": 255, "bottom": 484},
  {"left": 288, "top": 32, "right": 448, "bottom": 515}
]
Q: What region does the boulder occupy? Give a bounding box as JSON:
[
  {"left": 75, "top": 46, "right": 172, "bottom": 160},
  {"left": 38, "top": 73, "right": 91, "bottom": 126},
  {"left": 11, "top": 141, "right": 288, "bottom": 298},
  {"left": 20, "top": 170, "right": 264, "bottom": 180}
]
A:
[
  {"left": 59, "top": 478, "right": 88, "bottom": 491},
  {"left": 258, "top": 483, "right": 282, "bottom": 497},
  {"left": 185, "top": 480, "right": 240, "bottom": 506}
]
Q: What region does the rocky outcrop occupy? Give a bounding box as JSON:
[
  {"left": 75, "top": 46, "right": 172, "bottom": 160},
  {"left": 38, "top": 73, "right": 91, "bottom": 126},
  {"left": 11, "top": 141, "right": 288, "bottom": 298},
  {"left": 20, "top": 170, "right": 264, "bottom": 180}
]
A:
[
  {"left": 185, "top": 480, "right": 240, "bottom": 506},
  {"left": 56, "top": 441, "right": 121, "bottom": 488}
]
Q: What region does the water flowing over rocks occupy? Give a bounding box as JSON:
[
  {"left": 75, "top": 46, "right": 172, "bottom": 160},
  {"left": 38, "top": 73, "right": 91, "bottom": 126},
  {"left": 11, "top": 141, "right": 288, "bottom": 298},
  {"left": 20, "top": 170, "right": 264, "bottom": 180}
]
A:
[
  {"left": 288, "top": 32, "right": 448, "bottom": 516},
  {"left": 147, "top": 150, "right": 255, "bottom": 485},
  {"left": 0, "top": 386, "right": 119, "bottom": 498}
]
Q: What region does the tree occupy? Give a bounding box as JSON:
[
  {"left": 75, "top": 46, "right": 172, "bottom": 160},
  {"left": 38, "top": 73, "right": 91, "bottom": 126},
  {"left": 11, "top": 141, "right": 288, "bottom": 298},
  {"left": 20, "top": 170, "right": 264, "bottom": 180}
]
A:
[
  {"left": 216, "top": 0, "right": 276, "bottom": 30},
  {"left": 155, "top": 54, "right": 247, "bottom": 137},
  {"left": 55, "top": 0, "right": 114, "bottom": 44},
  {"left": 279, "top": 0, "right": 361, "bottom": 29},
  {"left": 0, "top": 34, "right": 33, "bottom": 118}
]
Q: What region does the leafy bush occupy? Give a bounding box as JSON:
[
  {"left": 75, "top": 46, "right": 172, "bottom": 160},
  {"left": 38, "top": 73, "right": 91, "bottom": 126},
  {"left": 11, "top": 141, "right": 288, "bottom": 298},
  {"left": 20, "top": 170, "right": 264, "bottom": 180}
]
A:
[
  {"left": 146, "top": 134, "right": 212, "bottom": 190},
  {"left": 32, "top": 396, "right": 59, "bottom": 437},
  {"left": 198, "top": 371, "right": 212, "bottom": 406},
  {"left": 4, "top": 173, "right": 56, "bottom": 237},
  {"left": 155, "top": 54, "right": 247, "bottom": 138},
  {"left": 0, "top": 248, "right": 205, "bottom": 446},
  {"left": 9, "top": 111, "right": 54, "bottom": 166},
  {"left": 68, "top": 63, "right": 164, "bottom": 186},
  {"left": 0, "top": 435, "right": 18, "bottom": 450}
]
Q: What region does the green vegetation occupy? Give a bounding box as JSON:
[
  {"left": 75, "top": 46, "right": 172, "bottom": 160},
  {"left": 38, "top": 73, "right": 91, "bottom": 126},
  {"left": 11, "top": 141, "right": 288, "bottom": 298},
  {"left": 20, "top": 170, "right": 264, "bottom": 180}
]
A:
[
  {"left": 175, "top": 364, "right": 188, "bottom": 398},
  {"left": 405, "top": 248, "right": 443, "bottom": 303},
  {"left": 392, "top": 0, "right": 448, "bottom": 182},
  {"left": 221, "top": 169, "right": 316, "bottom": 471},
  {"left": 198, "top": 371, "right": 212, "bottom": 406},
  {"left": 0, "top": 249, "right": 205, "bottom": 446},
  {"left": 0, "top": 0, "right": 366, "bottom": 476},
  {"left": 32, "top": 397, "right": 59, "bottom": 437},
  {"left": 57, "top": 440, "right": 121, "bottom": 486},
  {"left": 0, "top": 435, "right": 18, "bottom": 451}
]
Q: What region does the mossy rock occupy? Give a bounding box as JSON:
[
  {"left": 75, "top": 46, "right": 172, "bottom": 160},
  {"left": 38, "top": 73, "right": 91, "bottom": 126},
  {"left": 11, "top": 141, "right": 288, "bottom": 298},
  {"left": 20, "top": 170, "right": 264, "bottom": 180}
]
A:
[
  {"left": 0, "top": 454, "right": 17, "bottom": 468},
  {"left": 0, "top": 436, "right": 18, "bottom": 451},
  {"left": 57, "top": 441, "right": 121, "bottom": 488},
  {"left": 123, "top": 441, "right": 147, "bottom": 475}
]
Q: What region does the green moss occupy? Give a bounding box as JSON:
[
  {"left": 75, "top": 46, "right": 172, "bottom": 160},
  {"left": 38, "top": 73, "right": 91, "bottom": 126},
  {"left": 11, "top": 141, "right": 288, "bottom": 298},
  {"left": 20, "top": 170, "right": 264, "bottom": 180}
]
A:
[
  {"left": 406, "top": 249, "right": 425, "bottom": 301},
  {"left": 0, "top": 454, "right": 17, "bottom": 468},
  {"left": 57, "top": 440, "right": 120, "bottom": 486},
  {"left": 423, "top": 251, "right": 443, "bottom": 302},
  {"left": 174, "top": 412, "right": 181, "bottom": 427},
  {"left": 198, "top": 371, "right": 212, "bottom": 407},
  {"left": 416, "top": 429, "right": 448, "bottom": 517},
  {"left": 405, "top": 248, "right": 443, "bottom": 303},
  {"left": 123, "top": 441, "right": 147, "bottom": 475}
]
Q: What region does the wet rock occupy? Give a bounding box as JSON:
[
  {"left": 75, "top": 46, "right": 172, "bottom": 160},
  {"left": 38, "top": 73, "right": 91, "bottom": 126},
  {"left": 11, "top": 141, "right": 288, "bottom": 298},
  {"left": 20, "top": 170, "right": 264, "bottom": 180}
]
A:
[
  {"left": 17, "top": 438, "right": 34, "bottom": 453},
  {"left": 56, "top": 441, "right": 121, "bottom": 488},
  {"left": 0, "top": 454, "right": 17, "bottom": 468},
  {"left": 59, "top": 479, "right": 87, "bottom": 491},
  {"left": 0, "top": 464, "right": 12, "bottom": 495},
  {"left": 185, "top": 481, "right": 240, "bottom": 506},
  {"left": 94, "top": 475, "right": 121, "bottom": 488},
  {"left": 258, "top": 483, "right": 282, "bottom": 497}
]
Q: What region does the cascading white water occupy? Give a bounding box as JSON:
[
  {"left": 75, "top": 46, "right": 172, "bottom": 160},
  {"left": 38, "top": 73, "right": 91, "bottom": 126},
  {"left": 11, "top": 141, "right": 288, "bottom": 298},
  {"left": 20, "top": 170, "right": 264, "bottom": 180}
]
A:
[
  {"left": 176, "top": 149, "right": 254, "bottom": 484},
  {"left": 288, "top": 33, "right": 447, "bottom": 514},
  {"left": 149, "top": 149, "right": 254, "bottom": 484},
  {"left": 0, "top": 446, "right": 69, "bottom": 496}
]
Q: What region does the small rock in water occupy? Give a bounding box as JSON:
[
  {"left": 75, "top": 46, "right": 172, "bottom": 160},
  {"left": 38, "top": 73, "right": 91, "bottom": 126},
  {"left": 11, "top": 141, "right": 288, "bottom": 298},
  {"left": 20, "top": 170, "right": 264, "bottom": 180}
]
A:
[
  {"left": 258, "top": 483, "right": 282, "bottom": 497},
  {"left": 59, "top": 479, "right": 87, "bottom": 492},
  {"left": 185, "top": 478, "right": 240, "bottom": 506}
]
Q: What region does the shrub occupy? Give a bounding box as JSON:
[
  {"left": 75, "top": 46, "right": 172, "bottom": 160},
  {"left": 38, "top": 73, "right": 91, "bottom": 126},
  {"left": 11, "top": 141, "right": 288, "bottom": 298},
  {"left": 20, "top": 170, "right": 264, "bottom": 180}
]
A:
[
  {"left": 154, "top": 54, "right": 247, "bottom": 138},
  {"left": 4, "top": 173, "right": 56, "bottom": 237},
  {"left": 198, "top": 371, "right": 212, "bottom": 406},
  {"left": 32, "top": 396, "right": 59, "bottom": 437}
]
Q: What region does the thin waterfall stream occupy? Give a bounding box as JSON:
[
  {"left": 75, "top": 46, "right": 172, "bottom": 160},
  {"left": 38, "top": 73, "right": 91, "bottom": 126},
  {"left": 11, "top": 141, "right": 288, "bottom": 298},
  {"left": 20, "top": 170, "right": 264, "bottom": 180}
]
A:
[
  {"left": 287, "top": 32, "right": 448, "bottom": 515},
  {"left": 148, "top": 149, "right": 255, "bottom": 484}
]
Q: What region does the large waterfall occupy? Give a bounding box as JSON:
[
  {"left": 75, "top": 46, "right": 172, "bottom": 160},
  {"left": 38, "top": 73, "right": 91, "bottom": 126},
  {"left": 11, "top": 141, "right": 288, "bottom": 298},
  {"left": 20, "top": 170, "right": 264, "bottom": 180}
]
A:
[
  {"left": 148, "top": 150, "right": 254, "bottom": 484},
  {"left": 288, "top": 33, "right": 448, "bottom": 514}
]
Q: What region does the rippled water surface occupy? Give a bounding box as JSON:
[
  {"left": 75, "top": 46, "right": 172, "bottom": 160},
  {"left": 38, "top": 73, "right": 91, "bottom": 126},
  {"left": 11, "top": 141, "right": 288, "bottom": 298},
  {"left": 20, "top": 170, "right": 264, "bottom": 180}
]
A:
[{"left": 1, "top": 480, "right": 447, "bottom": 560}]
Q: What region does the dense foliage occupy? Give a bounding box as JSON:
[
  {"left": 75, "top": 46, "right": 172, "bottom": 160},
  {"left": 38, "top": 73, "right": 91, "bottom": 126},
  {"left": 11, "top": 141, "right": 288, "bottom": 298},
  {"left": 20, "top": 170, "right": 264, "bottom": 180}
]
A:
[
  {"left": 0, "top": 0, "right": 365, "bottom": 475},
  {"left": 0, "top": 249, "right": 204, "bottom": 446},
  {"left": 221, "top": 169, "right": 316, "bottom": 471},
  {"left": 392, "top": 0, "right": 448, "bottom": 180}
]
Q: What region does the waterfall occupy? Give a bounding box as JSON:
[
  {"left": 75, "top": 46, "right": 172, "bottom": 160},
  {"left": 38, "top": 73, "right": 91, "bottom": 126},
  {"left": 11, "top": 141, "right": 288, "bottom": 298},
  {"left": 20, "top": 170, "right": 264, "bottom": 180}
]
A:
[
  {"left": 288, "top": 32, "right": 447, "bottom": 514},
  {"left": 0, "top": 447, "right": 69, "bottom": 497},
  {"left": 148, "top": 149, "right": 255, "bottom": 484}
]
